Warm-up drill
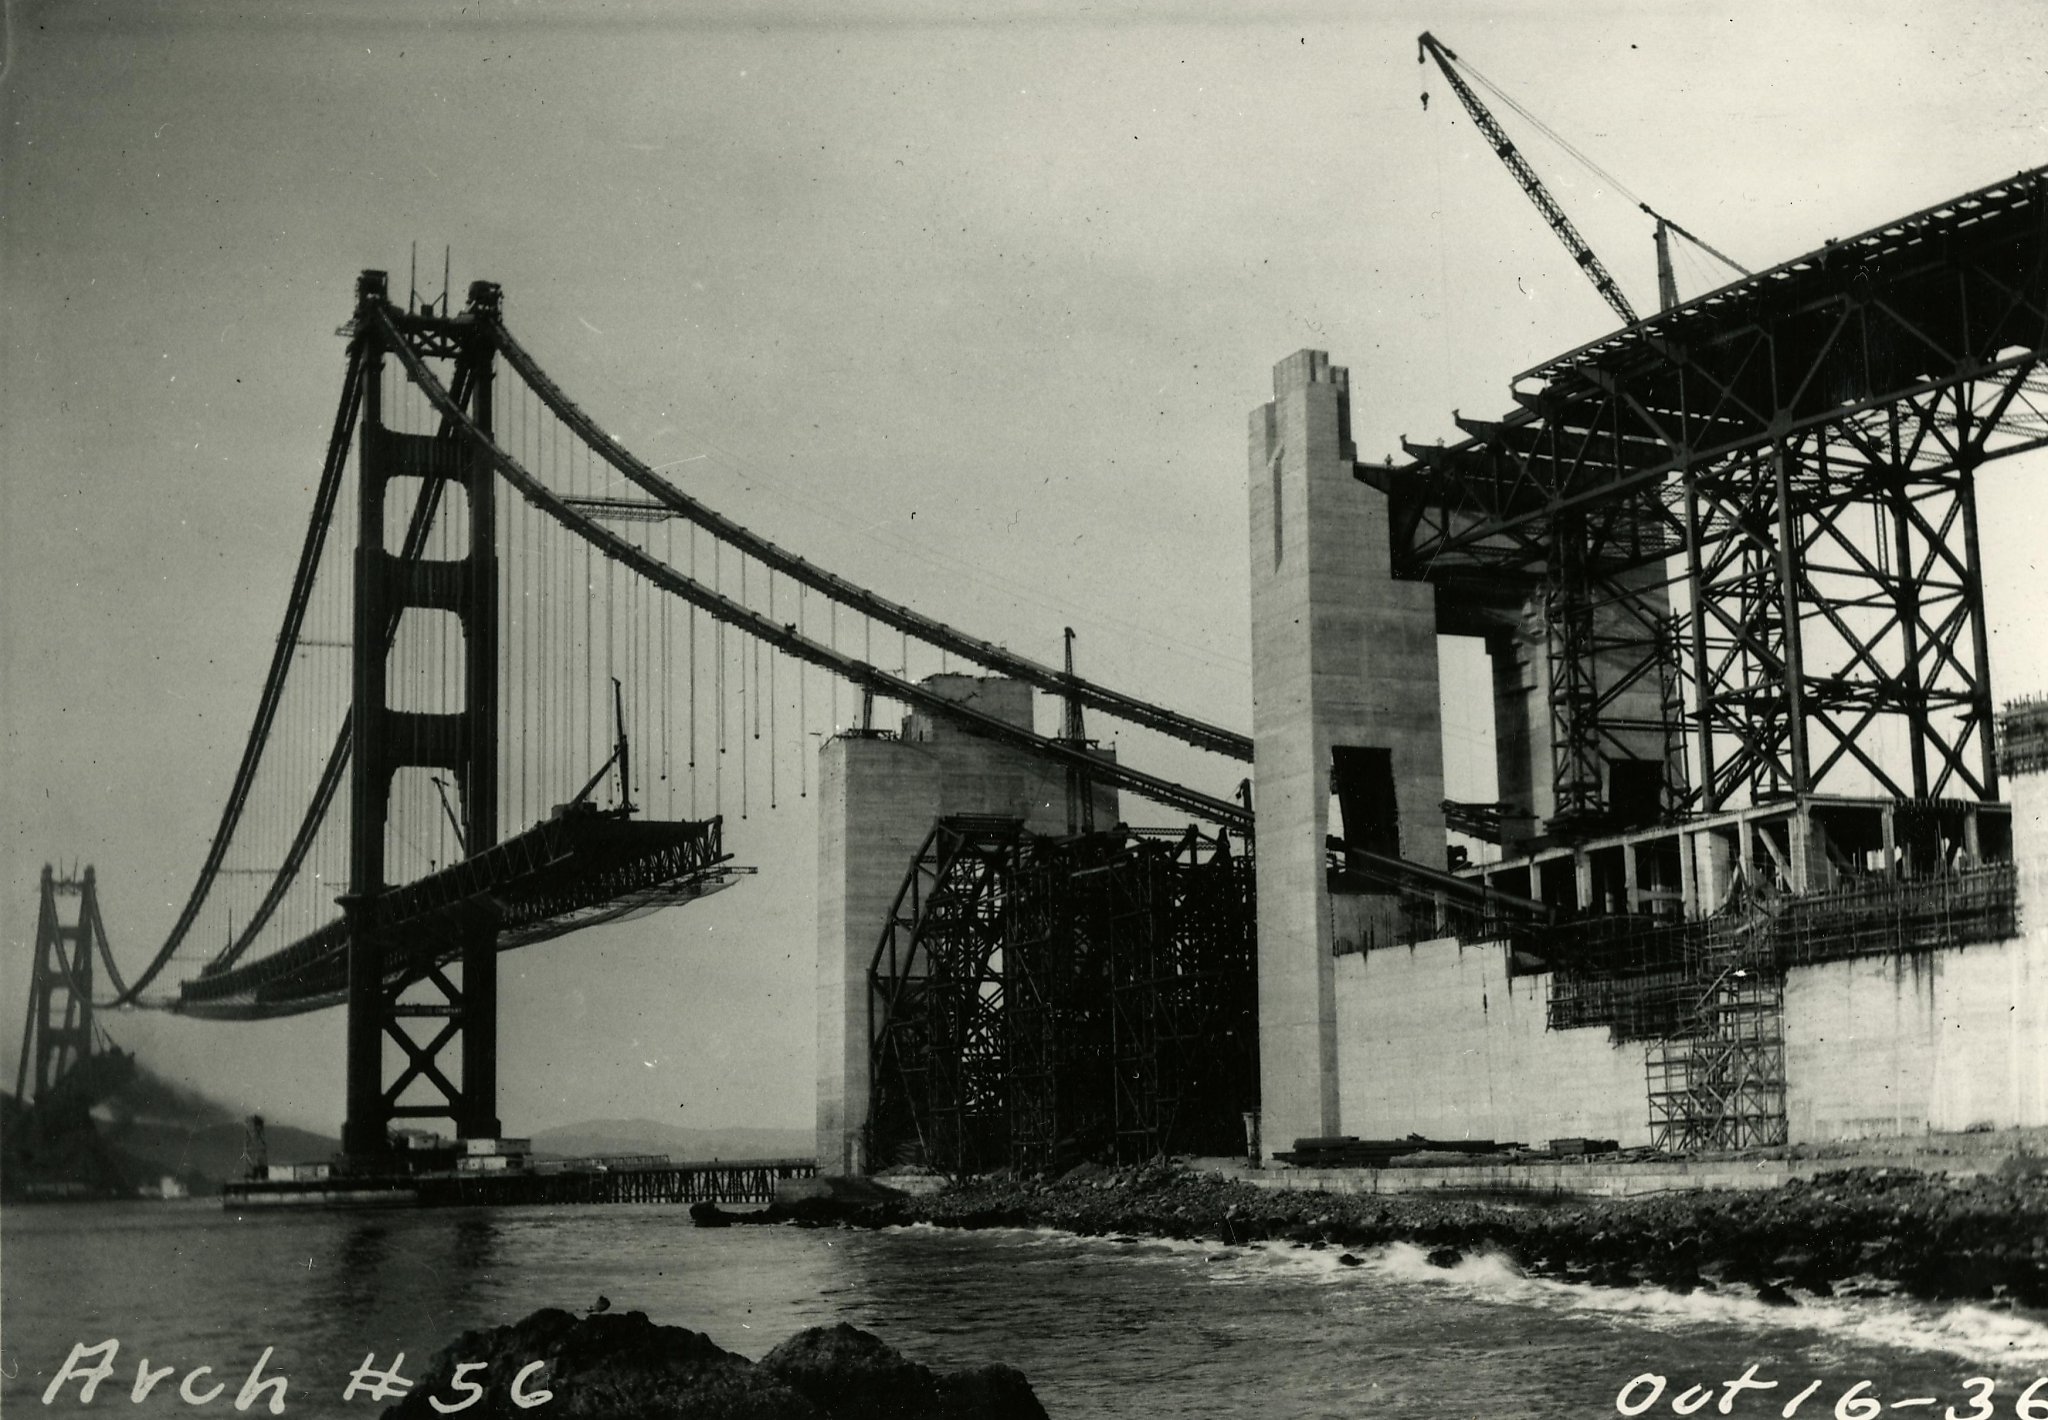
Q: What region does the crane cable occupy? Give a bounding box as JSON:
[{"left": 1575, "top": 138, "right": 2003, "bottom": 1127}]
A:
[{"left": 1431, "top": 44, "right": 1750, "bottom": 284}]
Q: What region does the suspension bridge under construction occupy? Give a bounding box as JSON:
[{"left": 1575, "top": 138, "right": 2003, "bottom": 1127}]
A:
[{"left": 15, "top": 158, "right": 2048, "bottom": 1197}]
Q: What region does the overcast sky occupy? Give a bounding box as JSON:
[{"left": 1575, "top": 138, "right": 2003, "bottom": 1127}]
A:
[{"left": 4, "top": 0, "right": 2045, "bottom": 1140}]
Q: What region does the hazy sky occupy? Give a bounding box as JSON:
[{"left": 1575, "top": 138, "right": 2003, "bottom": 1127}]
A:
[{"left": 4, "top": 0, "right": 2046, "bottom": 1139}]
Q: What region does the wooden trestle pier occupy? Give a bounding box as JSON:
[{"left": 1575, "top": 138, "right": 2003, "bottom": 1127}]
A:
[{"left": 222, "top": 1157, "right": 817, "bottom": 1210}]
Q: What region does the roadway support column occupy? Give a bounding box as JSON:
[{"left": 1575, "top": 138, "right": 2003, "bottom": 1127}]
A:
[{"left": 1247, "top": 351, "right": 1445, "bottom": 1159}]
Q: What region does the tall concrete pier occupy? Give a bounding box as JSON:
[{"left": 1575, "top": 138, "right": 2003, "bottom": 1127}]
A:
[{"left": 1247, "top": 352, "right": 1446, "bottom": 1156}]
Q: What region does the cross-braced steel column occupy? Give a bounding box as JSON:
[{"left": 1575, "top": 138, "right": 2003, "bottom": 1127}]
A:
[
  {"left": 1376, "top": 166, "right": 2047, "bottom": 830},
  {"left": 1685, "top": 406, "right": 1999, "bottom": 811}
]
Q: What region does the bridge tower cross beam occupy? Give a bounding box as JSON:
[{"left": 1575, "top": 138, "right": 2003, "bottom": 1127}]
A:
[{"left": 340, "top": 270, "right": 503, "bottom": 1163}]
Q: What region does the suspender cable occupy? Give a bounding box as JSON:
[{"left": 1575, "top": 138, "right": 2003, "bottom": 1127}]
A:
[
  {"left": 198, "top": 355, "right": 479, "bottom": 980},
  {"left": 798, "top": 586, "right": 808, "bottom": 799},
  {"left": 661, "top": 519, "right": 672, "bottom": 815},
  {"left": 688, "top": 525, "right": 698, "bottom": 817},
  {"left": 492, "top": 320, "right": 1251, "bottom": 762},
  {"left": 381, "top": 304, "right": 1251, "bottom": 832},
  {"left": 112, "top": 343, "right": 370, "bottom": 1004}
]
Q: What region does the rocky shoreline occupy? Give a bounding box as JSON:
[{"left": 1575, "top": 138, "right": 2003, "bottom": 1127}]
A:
[{"left": 698, "top": 1160, "right": 2048, "bottom": 1309}]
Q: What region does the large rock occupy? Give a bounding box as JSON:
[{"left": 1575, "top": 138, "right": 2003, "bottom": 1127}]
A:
[
  {"left": 759, "top": 1323, "right": 1046, "bottom": 1420},
  {"left": 757, "top": 1324, "right": 935, "bottom": 1418},
  {"left": 382, "top": 1308, "right": 1047, "bottom": 1420}
]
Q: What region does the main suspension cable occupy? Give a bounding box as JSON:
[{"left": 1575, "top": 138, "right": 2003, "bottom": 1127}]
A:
[
  {"left": 382, "top": 304, "right": 1252, "bottom": 830},
  {"left": 113, "top": 342, "right": 368, "bottom": 1005},
  {"left": 492, "top": 320, "right": 1251, "bottom": 762}
]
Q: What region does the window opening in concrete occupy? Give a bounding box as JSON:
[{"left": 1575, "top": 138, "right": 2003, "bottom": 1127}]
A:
[
  {"left": 1537, "top": 856, "right": 1580, "bottom": 914},
  {"left": 1270, "top": 450, "right": 1285, "bottom": 570},
  {"left": 1609, "top": 757, "right": 1664, "bottom": 830},
  {"left": 1331, "top": 745, "right": 1399, "bottom": 862}
]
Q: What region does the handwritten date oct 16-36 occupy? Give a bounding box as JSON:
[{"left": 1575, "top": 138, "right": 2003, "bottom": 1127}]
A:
[{"left": 1616, "top": 1368, "right": 2048, "bottom": 1418}]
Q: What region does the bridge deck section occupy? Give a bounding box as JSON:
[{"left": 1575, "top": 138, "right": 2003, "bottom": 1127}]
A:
[{"left": 179, "top": 811, "right": 747, "bottom": 1018}]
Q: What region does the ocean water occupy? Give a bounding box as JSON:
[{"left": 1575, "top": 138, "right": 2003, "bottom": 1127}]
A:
[{"left": 6, "top": 1200, "right": 2048, "bottom": 1419}]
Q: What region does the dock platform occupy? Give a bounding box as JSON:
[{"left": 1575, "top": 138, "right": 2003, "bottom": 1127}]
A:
[{"left": 222, "top": 1158, "right": 817, "bottom": 1210}]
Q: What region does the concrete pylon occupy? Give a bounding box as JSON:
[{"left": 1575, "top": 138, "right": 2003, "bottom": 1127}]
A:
[{"left": 1248, "top": 351, "right": 1446, "bottom": 1157}]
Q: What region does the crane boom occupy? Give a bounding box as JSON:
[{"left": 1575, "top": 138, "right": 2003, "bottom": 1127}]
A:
[{"left": 1418, "top": 32, "right": 1638, "bottom": 327}]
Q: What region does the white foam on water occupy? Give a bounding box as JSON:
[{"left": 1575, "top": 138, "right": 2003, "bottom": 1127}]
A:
[
  {"left": 1341, "top": 1241, "right": 2048, "bottom": 1371},
  {"left": 888, "top": 1218, "right": 2048, "bottom": 1370}
]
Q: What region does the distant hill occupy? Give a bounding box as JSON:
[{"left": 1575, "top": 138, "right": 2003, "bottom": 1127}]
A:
[
  {"left": 3, "top": 1060, "right": 336, "bottom": 1199},
  {"left": 90, "top": 1064, "right": 338, "bottom": 1196},
  {"left": 532, "top": 1118, "right": 812, "bottom": 1163},
  {"left": 4, "top": 1067, "right": 810, "bottom": 1200}
]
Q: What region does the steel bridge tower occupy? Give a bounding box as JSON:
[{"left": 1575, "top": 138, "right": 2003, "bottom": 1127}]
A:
[
  {"left": 14, "top": 865, "right": 112, "bottom": 1105},
  {"left": 340, "top": 270, "right": 503, "bottom": 1161}
]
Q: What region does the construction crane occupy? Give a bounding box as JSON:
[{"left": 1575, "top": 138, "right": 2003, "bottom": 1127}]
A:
[
  {"left": 1643, "top": 204, "right": 1752, "bottom": 311},
  {"left": 1417, "top": 32, "right": 1750, "bottom": 323}
]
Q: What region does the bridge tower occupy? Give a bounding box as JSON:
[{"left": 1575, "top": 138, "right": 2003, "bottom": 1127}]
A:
[
  {"left": 1247, "top": 352, "right": 1447, "bottom": 1157},
  {"left": 14, "top": 865, "right": 111, "bottom": 1105},
  {"left": 340, "top": 271, "right": 503, "bottom": 1161}
]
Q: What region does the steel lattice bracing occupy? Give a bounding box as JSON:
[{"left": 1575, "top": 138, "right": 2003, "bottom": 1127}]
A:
[
  {"left": 866, "top": 819, "right": 1256, "bottom": 1176},
  {"left": 1376, "top": 166, "right": 2048, "bottom": 820}
]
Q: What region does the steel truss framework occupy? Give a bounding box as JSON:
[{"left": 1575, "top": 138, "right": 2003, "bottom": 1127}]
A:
[
  {"left": 867, "top": 818, "right": 1257, "bottom": 1176},
  {"left": 1648, "top": 887, "right": 1790, "bottom": 1152},
  {"left": 1374, "top": 167, "right": 2048, "bottom": 821}
]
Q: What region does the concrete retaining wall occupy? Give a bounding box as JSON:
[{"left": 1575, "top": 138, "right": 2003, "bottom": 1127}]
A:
[
  {"left": 1332, "top": 936, "right": 1649, "bottom": 1149},
  {"left": 1785, "top": 933, "right": 2048, "bottom": 1140},
  {"left": 1328, "top": 925, "right": 2048, "bottom": 1153}
]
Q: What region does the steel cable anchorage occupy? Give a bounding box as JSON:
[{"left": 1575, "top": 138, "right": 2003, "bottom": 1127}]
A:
[{"left": 490, "top": 319, "right": 1253, "bottom": 763}]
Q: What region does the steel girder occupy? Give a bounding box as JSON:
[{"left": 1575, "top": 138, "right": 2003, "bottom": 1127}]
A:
[{"left": 1370, "top": 167, "right": 2048, "bottom": 816}]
